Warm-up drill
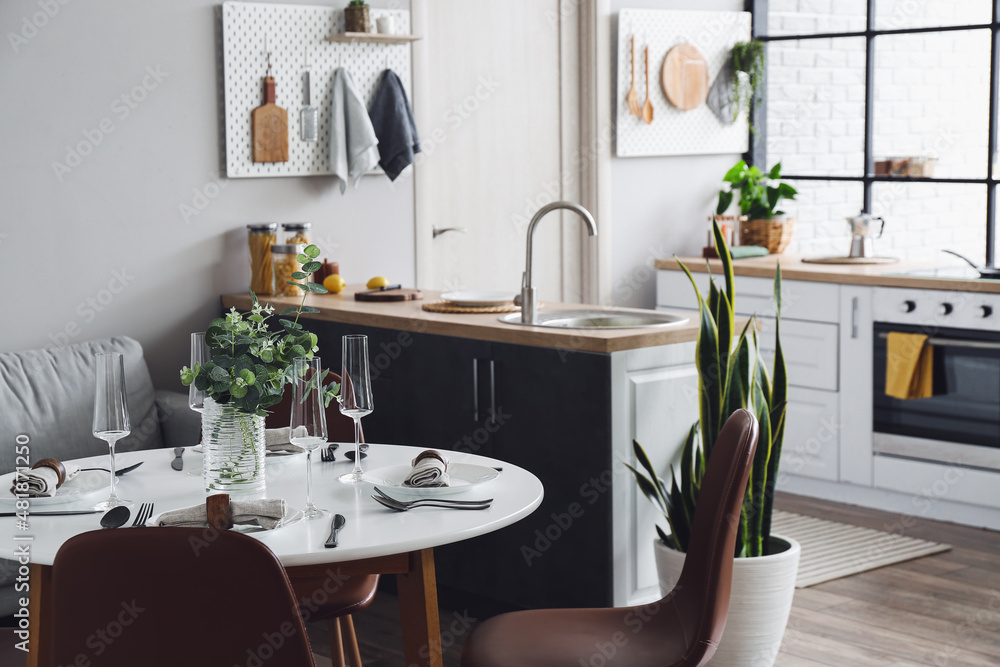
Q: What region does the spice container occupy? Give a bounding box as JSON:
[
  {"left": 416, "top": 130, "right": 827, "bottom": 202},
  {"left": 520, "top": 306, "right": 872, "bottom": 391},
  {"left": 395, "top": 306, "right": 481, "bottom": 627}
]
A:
[
  {"left": 272, "top": 243, "right": 307, "bottom": 296},
  {"left": 247, "top": 224, "right": 278, "bottom": 295},
  {"left": 282, "top": 222, "right": 311, "bottom": 245}
]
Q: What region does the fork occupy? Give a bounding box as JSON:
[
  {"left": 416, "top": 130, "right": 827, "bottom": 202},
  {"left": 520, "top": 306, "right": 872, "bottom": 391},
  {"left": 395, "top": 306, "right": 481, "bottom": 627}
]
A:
[
  {"left": 371, "top": 494, "right": 491, "bottom": 512},
  {"left": 132, "top": 502, "right": 154, "bottom": 527},
  {"left": 373, "top": 486, "right": 492, "bottom": 506},
  {"left": 320, "top": 444, "right": 338, "bottom": 462}
]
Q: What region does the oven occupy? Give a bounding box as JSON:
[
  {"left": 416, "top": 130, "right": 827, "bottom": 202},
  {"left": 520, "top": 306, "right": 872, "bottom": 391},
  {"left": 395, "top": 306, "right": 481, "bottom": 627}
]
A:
[{"left": 872, "top": 287, "right": 1000, "bottom": 472}]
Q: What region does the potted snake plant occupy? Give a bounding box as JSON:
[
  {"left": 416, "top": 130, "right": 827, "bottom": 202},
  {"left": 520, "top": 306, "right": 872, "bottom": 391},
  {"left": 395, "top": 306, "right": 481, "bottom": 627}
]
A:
[{"left": 627, "top": 221, "right": 800, "bottom": 667}]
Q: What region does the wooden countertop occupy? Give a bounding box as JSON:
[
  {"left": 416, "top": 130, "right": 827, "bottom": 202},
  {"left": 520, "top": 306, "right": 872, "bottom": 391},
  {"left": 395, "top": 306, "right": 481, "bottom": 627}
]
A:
[
  {"left": 655, "top": 254, "right": 1000, "bottom": 294},
  {"left": 222, "top": 287, "right": 701, "bottom": 354}
]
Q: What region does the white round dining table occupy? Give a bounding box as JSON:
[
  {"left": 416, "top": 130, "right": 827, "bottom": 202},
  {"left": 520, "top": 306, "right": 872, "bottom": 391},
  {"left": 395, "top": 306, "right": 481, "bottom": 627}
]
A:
[{"left": 2, "top": 444, "right": 543, "bottom": 667}]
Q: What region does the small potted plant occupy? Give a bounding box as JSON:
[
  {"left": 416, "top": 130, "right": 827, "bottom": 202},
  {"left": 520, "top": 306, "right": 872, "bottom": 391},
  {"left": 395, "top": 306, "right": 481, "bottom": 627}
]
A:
[
  {"left": 717, "top": 160, "right": 798, "bottom": 254},
  {"left": 344, "top": 0, "right": 371, "bottom": 34},
  {"left": 731, "top": 40, "right": 765, "bottom": 133}
]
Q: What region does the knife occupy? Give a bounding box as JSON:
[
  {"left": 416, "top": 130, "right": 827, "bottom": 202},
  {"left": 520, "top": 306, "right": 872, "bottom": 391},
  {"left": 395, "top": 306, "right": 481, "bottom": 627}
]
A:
[
  {"left": 171, "top": 448, "right": 184, "bottom": 471},
  {"left": 325, "top": 513, "right": 346, "bottom": 548},
  {"left": 378, "top": 284, "right": 402, "bottom": 291},
  {"left": 0, "top": 510, "right": 104, "bottom": 519}
]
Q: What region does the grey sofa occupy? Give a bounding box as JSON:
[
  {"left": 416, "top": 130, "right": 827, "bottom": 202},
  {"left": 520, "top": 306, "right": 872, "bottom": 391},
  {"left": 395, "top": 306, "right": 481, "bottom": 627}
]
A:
[{"left": 0, "top": 336, "right": 201, "bottom": 616}]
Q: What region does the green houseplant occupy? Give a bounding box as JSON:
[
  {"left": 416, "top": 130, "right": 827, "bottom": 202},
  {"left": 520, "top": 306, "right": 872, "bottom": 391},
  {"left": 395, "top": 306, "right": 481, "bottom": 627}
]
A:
[
  {"left": 717, "top": 160, "right": 798, "bottom": 254},
  {"left": 627, "top": 222, "right": 800, "bottom": 666},
  {"left": 180, "top": 244, "right": 339, "bottom": 493},
  {"left": 730, "top": 41, "right": 766, "bottom": 133}
]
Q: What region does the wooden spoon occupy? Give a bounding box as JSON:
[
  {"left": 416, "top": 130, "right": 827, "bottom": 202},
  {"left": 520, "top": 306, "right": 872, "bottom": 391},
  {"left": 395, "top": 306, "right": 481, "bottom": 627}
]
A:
[
  {"left": 626, "top": 36, "right": 641, "bottom": 117},
  {"left": 642, "top": 46, "right": 654, "bottom": 125}
]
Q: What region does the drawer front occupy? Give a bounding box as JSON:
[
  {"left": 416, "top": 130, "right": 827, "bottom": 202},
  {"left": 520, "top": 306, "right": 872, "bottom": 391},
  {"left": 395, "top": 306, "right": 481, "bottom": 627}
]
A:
[
  {"left": 656, "top": 270, "right": 705, "bottom": 311},
  {"left": 778, "top": 387, "right": 840, "bottom": 482},
  {"left": 757, "top": 319, "right": 840, "bottom": 391}
]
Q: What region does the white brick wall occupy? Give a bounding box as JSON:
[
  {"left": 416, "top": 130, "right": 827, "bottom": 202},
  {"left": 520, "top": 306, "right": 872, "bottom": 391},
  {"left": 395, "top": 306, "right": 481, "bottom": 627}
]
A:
[{"left": 765, "top": 0, "right": 992, "bottom": 263}]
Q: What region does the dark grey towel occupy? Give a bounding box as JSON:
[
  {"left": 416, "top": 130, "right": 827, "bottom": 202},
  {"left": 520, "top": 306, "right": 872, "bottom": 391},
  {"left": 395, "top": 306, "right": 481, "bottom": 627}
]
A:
[{"left": 368, "top": 70, "right": 421, "bottom": 181}]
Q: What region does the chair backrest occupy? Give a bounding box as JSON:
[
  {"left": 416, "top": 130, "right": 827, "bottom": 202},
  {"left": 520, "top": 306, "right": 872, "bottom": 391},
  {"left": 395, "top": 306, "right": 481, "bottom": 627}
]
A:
[
  {"left": 662, "top": 409, "right": 759, "bottom": 664},
  {"left": 265, "top": 370, "right": 363, "bottom": 444},
  {"left": 50, "top": 527, "right": 315, "bottom": 667}
]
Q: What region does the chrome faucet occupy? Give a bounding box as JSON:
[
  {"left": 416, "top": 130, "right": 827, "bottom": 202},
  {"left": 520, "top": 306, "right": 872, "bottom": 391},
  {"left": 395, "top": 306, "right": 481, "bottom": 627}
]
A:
[{"left": 520, "top": 201, "right": 598, "bottom": 324}]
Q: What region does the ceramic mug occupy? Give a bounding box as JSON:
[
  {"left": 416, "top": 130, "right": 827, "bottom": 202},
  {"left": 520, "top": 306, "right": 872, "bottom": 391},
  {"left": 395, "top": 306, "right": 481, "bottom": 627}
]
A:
[{"left": 376, "top": 15, "right": 394, "bottom": 35}]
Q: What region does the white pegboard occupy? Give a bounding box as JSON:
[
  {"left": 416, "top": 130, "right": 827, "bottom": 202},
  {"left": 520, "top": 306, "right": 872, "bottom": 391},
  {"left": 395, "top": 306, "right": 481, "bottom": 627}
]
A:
[
  {"left": 616, "top": 9, "right": 751, "bottom": 158},
  {"left": 222, "top": 1, "right": 413, "bottom": 178}
]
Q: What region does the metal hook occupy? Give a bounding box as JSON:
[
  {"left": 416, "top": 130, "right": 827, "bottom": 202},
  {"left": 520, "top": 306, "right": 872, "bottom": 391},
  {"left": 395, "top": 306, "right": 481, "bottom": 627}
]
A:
[
  {"left": 384, "top": 50, "right": 389, "bottom": 71},
  {"left": 304, "top": 45, "right": 309, "bottom": 68},
  {"left": 266, "top": 51, "right": 271, "bottom": 77}
]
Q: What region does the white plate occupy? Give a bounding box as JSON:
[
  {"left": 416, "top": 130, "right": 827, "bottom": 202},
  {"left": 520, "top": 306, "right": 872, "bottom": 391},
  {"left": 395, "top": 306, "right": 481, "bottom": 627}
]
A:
[
  {"left": 441, "top": 291, "right": 515, "bottom": 308},
  {"left": 362, "top": 462, "right": 500, "bottom": 497},
  {"left": 0, "top": 469, "right": 109, "bottom": 506},
  {"left": 146, "top": 505, "right": 304, "bottom": 533}
]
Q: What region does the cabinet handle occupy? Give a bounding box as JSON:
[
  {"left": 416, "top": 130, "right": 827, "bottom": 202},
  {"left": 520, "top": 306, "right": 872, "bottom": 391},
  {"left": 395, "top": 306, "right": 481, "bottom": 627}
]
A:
[
  {"left": 851, "top": 297, "right": 859, "bottom": 339},
  {"left": 472, "top": 359, "right": 479, "bottom": 423},
  {"left": 488, "top": 360, "right": 496, "bottom": 425}
]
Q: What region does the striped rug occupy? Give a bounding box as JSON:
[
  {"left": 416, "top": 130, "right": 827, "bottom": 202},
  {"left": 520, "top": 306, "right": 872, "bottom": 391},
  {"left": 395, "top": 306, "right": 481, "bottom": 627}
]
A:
[{"left": 771, "top": 510, "right": 951, "bottom": 588}]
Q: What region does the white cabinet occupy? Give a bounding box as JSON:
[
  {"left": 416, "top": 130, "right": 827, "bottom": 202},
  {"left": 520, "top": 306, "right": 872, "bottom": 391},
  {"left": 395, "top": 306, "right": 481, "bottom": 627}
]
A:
[
  {"left": 778, "top": 387, "right": 840, "bottom": 481},
  {"left": 757, "top": 318, "right": 840, "bottom": 392}
]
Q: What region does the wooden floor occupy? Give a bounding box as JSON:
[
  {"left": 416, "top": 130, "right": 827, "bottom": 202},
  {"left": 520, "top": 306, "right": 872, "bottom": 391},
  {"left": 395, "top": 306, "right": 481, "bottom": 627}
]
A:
[{"left": 307, "top": 493, "right": 1000, "bottom": 667}]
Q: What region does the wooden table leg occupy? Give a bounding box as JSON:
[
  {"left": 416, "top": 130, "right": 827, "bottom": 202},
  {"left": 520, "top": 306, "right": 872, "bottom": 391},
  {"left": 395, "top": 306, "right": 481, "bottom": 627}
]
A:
[
  {"left": 396, "top": 548, "right": 442, "bottom": 667},
  {"left": 27, "top": 563, "right": 52, "bottom": 667}
]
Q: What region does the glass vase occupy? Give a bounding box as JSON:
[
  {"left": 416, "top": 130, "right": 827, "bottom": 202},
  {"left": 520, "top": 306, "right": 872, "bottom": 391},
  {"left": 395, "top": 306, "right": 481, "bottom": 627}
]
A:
[{"left": 201, "top": 397, "right": 266, "bottom": 494}]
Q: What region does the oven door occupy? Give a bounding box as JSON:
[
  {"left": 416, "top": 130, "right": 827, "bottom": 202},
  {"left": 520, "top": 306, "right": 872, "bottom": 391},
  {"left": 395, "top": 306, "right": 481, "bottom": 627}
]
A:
[{"left": 873, "top": 323, "right": 1000, "bottom": 451}]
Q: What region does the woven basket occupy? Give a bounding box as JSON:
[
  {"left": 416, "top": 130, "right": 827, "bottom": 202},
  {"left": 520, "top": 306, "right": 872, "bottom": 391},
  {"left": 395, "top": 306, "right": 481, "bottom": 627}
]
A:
[{"left": 740, "top": 218, "right": 796, "bottom": 254}]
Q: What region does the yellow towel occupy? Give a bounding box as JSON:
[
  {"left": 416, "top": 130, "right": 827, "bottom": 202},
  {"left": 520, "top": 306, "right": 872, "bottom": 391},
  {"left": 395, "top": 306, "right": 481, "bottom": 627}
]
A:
[{"left": 886, "top": 332, "right": 934, "bottom": 400}]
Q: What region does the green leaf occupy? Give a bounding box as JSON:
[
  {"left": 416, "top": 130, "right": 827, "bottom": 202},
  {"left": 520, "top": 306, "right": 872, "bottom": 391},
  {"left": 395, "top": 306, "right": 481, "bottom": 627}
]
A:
[
  {"left": 291, "top": 272, "right": 309, "bottom": 280},
  {"left": 230, "top": 383, "right": 248, "bottom": 399},
  {"left": 213, "top": 354, "right": 235, "bottom": 369},
  {"left": 299, "top": 282, "right": 328, "bottom": 294},
  {"left": 768, "top": 162, "right": 782, "bottom": 179},
  {"left": 304, "top": 244, "right": 321, "bottom": 259},
  {"left": 625, "top": 463, "right": 667, "bottom": 515},
  {"left": 296, "top": 254, "right": 311, "bottom": 264},
  {"left": 301, "top": 261, "right": 322, "bottom": 274},
  {"left": 723, "top": 160, "right": 746, "bottom": 183},
  {"left": 209, "top": 365, "right": 230, "bottom": 382},
  {"left": 299, "top": 306, "right": 321, "bottom": 314},
  {"left": 632, "top": 441, "right": 668, "bottom": 501},
  {"left": 279, "top": 307, "right": 300, "bottom": 316},
  {"left": 239, "top": 368, "right": 256, "bottom": 385},
  {"left": 716, "top": 190, "right": 734, "bottom": 216}
]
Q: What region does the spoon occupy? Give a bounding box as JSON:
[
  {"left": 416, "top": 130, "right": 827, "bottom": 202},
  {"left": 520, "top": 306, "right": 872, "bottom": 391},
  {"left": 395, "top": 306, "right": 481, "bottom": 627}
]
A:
[
  {"left": 325, "top": 514, "right": 346, "bottom": 548},
  {"left": 171, "top": 448, "right": 184, "bottom": 471},
  {"left": 642, "top": 45, "right": 654, "bottom": 125},
  {"left": 100, "top": 506, "right": 130, "bottom": 529},
  {"left": 80, "top": 461, "right": 144, "bottom": 476},
  {"left": 344, "top": 450, "right": 368, "bottom": 462}
]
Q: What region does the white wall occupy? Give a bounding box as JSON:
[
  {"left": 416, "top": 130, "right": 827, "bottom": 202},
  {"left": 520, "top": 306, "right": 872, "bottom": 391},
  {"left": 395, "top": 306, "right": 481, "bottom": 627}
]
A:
[
  {"left": 0, "top": 0, "right": 414, "bottom": 387},
  {"left": 608, "top": 0, "right": 746, "bottom": 308}
]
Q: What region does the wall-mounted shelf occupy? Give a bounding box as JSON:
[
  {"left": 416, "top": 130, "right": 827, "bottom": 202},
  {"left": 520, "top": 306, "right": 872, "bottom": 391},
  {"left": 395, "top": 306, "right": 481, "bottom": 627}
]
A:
[{"left": 325, "top": 33, "right": 421, "bottom": 44}]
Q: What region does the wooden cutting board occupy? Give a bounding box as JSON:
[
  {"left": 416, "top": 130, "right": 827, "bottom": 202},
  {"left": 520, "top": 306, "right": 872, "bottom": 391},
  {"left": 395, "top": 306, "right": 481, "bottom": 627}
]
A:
[
  {"left": 355, "top": 288, "right": 423, "bottom": 302},
  {"left": 252, "top": 76, "right": 289, "bottom": 163},
  {"left": 662, "top": 44, "right": 709, "bottom": 111}
]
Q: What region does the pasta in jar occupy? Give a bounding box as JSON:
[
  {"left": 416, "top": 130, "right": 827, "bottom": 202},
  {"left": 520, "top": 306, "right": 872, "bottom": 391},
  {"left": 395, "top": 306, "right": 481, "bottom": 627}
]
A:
[
  {"left": 271, "top": 244, "right": 308, "bottom": 297},
  {"left": 247, "top": 224, "right": 278, "bottom": 295}
]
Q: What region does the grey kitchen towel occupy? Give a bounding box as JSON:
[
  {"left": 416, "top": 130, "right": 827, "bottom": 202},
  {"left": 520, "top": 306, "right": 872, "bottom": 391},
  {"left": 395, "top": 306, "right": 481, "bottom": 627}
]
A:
[
  {"left": 330, "top": 67, "right": 380, "bottom": 193},
  {"left": 404, "top": 450, "right": 449, "bottom": 487},
  {"left": 156, "top": 498, "right": 287, "bottom": 530},
  {"left": 10, "top": 464, "right": 80, "bottom": 498},
  {"left": 368, "top": 69, "right": 421, "bottom": 181},
  {"left": 265, "top": 426, "right": 308, "bottom": 453}
]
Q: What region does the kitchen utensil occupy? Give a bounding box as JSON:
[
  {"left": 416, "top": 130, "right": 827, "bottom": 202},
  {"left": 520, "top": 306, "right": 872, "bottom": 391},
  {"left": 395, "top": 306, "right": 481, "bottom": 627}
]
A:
[
  {"left": 171, "top": 448, "right": 184, "bottom": 471},
  {"left": 371, "top": 494, "right": 492, "bottom": 512},
  {"left": 101, "top": 506, "right": 131, "bottom": 529},
  {"left": 626, "top": 36, "right": 641, "bottom": 117},
  {"left": 325, "top": 513, "right": 346, "bottom": 548},
  {"left": 343, "top": 449, "right": 368, "bottom": 462},
  {"left": 354, "top": 287, "right": 423, "bottom": 302},
  {"left": 662, "top": 43, "right": 709, "bottom": 111},
  {"left": 339, "top": 335, "right": 373, "bottom": 484},
  {"left": 378, "top": 284, "right": 403, "bottom": 291},
  {"left": 80, "top": 461, "right": 144, "bottom": 476},
  {"left": 132, "top": 503, "right": 154, "bottom": 527},
  {"left": 846, "top": 212, "right": 886, "bottom": 259},
  {"left": 290, "top": 357, "right": 330, "bottom": 518},
  {"left": 300, "top": 49, "right": 318, "bottom": 143},
  {"left": 441, "top": 291, "right": 516, "bottom": 307},
  {"left": 0, "top": 510, "right": 104, "bottom": 517},
  {"left": 642, "top": 46, "right": 654, "bottom": 124},
  {"left": 373, "top": 486, "right": 493, "bottom": 507},
  {"left": 92, "top": 352, "right": 133, "bottom": 510},
  {"left": 361, "top": 462, "right": 500, "bottom": 497},
  {"left": 942, "top": 250, "right": 1000, "bottom": 279},
  {"left": 252, "top": 63, "right": 289, "bottom": 163},
  {"left": 320, "top": 445, "right": 337, "bottom": 462}
]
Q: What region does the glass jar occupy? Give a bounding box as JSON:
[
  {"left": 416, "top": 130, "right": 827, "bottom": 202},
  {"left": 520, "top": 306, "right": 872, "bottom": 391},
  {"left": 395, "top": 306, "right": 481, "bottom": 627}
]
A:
[
  {"left": 201, "top": 397, "right": 266, "bottom": 494},
  {"left": 272, "top": 243, "right": 307, "bottom": 296},
  {"left": 283, "top": 222, "right": 311, "bottom": 245},
  {"left": 247, "top": 224, "right": 278, "bottom": 295}
]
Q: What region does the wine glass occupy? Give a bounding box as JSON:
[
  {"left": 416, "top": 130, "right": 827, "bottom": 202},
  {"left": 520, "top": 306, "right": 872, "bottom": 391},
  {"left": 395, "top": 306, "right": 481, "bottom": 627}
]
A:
[
  {"left": 291, "top": 357, "right": 330, "bottom": 519},
  {"left": 92, "top": 352, "right": 133, "bottom": 510},
  {"left": 339, "top": 335, "right": 373, "bottom": 484},
  {"left": 188, "top": 332, "right": 210, "bottom": 412}
]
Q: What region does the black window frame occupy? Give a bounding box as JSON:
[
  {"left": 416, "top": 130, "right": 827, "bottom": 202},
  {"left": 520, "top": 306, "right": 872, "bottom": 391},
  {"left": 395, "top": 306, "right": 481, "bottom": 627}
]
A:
[{"left": 748, "top": 0, "right": 999, "bottom": 266}]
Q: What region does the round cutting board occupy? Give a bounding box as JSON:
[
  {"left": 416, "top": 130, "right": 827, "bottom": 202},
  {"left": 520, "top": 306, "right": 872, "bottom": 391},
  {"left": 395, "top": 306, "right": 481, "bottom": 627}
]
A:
[{"left": 661, "top": 43, "right": 709, "bottom": 111}]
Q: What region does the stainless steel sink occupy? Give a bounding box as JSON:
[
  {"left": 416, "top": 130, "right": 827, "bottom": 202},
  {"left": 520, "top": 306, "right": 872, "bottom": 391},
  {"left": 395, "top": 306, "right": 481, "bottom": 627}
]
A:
[{"left": 499, "top": 309, "right": 689, "bottom": 330}]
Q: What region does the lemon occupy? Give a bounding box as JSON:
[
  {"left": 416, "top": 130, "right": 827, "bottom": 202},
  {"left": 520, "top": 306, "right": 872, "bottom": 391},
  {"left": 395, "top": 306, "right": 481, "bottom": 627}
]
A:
[
  {"left": 324, "top": 274, "right": 346, "bottom": 294},
  {"left": 366, "top": 276, "right": 389, "bottom": 290}
]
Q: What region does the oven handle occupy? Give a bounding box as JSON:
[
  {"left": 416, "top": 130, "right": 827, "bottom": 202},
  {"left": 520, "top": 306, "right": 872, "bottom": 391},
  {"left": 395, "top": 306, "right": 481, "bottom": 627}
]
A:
[{"left": 877, "top": 332, "right": 1000, "bottom": 351}]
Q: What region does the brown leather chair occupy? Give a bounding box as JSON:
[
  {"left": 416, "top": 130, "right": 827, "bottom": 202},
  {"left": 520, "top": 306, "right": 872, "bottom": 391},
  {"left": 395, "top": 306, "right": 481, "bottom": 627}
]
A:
[
  {"left": 50, "top": 528, "right": 316, "bottom": 666},
  {"left": 0, "top": 628, "right": 25, "bottom": 666},
  {"left": 460, "top": 409, "right": 759, "bottom": 667},
  {"left": 267, "top": 371, "right": 379, "bottom": 667}
]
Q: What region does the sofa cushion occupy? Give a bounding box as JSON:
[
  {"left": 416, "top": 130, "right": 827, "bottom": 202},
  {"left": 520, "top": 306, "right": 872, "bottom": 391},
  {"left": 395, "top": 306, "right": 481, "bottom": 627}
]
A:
[{"left": 0, "top": 337, "right": 164, "bottom": 475}]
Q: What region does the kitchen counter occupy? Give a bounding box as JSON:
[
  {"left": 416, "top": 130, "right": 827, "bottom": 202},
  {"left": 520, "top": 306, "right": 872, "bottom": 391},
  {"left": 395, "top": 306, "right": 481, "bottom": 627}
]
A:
[
  {"left": 222, "top": 286, "right": 701, "bottom": 354},
  {"left": 655, "top": 254, "right": 1000, "bottom": 294}
]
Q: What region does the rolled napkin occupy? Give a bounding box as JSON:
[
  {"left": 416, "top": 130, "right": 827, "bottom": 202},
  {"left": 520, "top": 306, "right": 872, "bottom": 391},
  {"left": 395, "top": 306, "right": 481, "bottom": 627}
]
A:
[
  {"left": 155, "top": 497, "right": 287, "bottom": 530},
  {"left": 404, "top": 450, "right": 450, "bottom": 488},
  {"left": 265, "top": 426, "right": 309, "bottom": 453},
  {"left": 12, "top": 461, "right": 81, "bottom": 498}
]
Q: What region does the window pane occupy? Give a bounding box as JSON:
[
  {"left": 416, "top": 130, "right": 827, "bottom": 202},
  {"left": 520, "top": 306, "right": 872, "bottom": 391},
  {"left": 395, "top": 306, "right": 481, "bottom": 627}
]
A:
[
  {"left": 871, "top": 183, "right": 986, "bottom": 263},
  {"left": 874, "top": 0, "right": 992, "bottom": 31},
  {"left": 765, "top": 38, "right": 866, "bottom": 176},
  {"left": 782, "top": 180, "right": 865, "bottom": 256},
  {"left": 765, "top": 0, "right": 866, "bottom": 37},
  {"left": 873, "top": 30, "right": 991, "bottom": 180}
]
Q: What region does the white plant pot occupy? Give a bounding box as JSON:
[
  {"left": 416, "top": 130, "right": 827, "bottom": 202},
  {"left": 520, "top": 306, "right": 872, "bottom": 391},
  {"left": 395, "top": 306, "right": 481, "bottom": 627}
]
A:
[{"left": 654, "top": 535, "right": 800, "bottom": 667}]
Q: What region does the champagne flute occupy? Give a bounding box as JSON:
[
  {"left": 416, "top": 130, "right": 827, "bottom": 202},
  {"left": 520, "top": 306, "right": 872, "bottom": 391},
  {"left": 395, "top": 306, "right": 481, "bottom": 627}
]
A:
[
  {"left": 339, "top": 335, "right": 373, "bottom": 484},
  {"left": 291, "top": 357, "right": 330, "bottom": 519},
  {"left": 92, "top": 352, "right": 133, "bottom": 510},
  {"left": 188, "top": 332, "right": 210, "bottom": 412}
]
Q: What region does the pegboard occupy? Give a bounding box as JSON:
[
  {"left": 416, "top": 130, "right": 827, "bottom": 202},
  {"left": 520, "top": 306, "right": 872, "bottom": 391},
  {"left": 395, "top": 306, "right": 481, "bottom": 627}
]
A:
[
  {"left": 616, "top": 9, "right": 751, "bottom": 158},
  {"left": 222, "top": 1, "right": 413, "bottom": 178}
]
